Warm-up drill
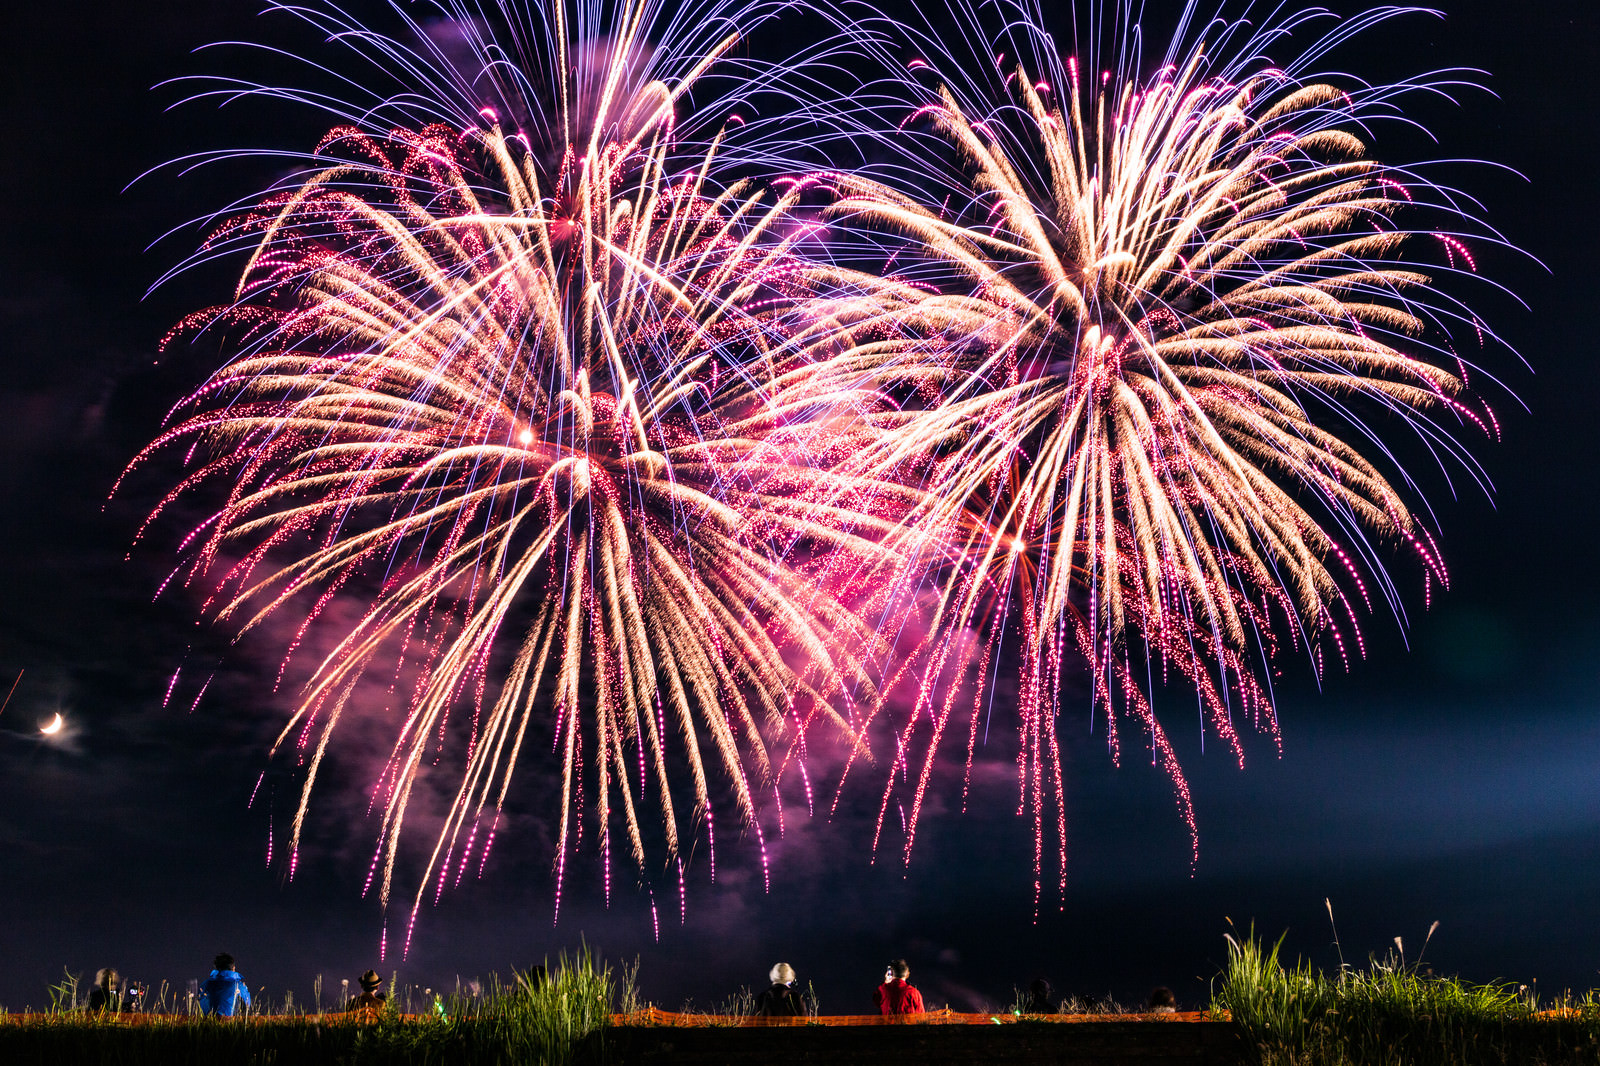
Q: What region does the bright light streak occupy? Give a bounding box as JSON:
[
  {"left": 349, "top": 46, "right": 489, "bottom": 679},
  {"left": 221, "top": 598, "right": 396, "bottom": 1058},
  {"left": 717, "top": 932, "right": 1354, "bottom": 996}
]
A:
[{"left": 124, "top": 0, "right": 1510, "bottom": 926}]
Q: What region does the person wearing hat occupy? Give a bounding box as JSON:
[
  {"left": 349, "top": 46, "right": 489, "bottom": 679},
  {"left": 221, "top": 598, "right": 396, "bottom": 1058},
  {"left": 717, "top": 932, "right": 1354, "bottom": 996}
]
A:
[{"left": 348, "top": 970, "right": 387, "bottom": 1013}]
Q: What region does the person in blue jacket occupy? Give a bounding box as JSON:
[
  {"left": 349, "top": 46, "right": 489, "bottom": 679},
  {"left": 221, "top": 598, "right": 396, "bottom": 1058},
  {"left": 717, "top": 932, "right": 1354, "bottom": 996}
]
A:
[{"left": 199, "top": 953, "right": 251, "bottom": 1017}]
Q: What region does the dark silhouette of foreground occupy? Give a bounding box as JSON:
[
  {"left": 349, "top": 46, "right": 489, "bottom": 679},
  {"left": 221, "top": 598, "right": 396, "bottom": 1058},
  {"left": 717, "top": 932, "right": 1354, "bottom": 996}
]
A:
[{"left": 0, "top": 1013, "right": 1251, "bottom": 1066}]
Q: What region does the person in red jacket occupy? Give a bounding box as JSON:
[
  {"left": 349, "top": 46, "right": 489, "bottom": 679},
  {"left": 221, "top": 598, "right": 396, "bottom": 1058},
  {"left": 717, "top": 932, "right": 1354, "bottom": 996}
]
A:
[{"left": 873, "top": 959, "right": 925, "bottom": 1015}]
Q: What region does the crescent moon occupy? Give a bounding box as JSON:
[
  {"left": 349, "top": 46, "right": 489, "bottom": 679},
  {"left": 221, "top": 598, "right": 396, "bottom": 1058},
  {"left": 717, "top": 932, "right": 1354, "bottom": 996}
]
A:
[{"left": 39, "top": 713, "right": 63, "bottom": 736}]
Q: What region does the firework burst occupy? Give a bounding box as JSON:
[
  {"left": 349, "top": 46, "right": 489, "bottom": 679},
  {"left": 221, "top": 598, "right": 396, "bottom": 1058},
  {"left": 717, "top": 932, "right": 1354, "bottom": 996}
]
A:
[
  {"left": 129, "top": 0, "right": 1515, "bottom": 929},
  {"left": 126, "top": 0, "right": 927, "bottom": 946},
  {"left": 809, "top": 0, "right": 1512, "bottom": 906}
]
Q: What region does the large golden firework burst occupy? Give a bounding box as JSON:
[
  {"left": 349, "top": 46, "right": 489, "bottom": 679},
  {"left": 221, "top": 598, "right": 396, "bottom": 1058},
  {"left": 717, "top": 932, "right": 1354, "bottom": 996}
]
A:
[
  {"left": 130, "top": 0, "right": 1512, "bottom": 930},
  {"left": 128, "top": 0, "right": 926, "bottom": 945},
  {"left": 813, "top": 13, "right": 1499, "bottom": 904}
]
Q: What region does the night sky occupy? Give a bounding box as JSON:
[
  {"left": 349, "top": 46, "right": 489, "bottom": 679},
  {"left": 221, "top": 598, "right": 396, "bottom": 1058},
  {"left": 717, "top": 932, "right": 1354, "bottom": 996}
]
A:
[{"left": 2, "top": 0, "right": 1597, "bottom": 1015}]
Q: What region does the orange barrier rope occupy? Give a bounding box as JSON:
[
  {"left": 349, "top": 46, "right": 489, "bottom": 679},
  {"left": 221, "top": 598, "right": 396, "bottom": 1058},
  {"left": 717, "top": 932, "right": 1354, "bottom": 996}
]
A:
[
  {"left": 7, "top": 1008, "right": 1227, "bottom": 1027},
  {"left": 0, "top": 1012, "right": 432, "bottom": 1026},
  {"left": 610, "top": 1008, "right": 1228, "bottom": 1027}
]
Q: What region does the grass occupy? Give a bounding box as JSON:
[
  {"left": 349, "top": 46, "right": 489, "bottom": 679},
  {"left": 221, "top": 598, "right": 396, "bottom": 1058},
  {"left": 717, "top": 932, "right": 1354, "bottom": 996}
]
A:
[
  {"left": 1005, "top": 986, "right": 1133, "bottom": 1016},
  {"left": 1212, "top": 923, "right": 1600, "bottom": 1065},
  {"left": 8, "top": 925, "right": 1600, "bottom": 1064},
  {"left": 0, "top": 946, "right": 622, "bottom": 1066},
  {"left": 674, "top": 979, "right": 825, "bottom": 1021}
]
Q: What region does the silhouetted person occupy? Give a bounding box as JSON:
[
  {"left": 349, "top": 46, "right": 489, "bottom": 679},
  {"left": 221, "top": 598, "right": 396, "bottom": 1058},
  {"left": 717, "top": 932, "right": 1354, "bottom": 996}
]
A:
[
  {"left": 89, "top": 968, "right": 138, "bottom": 1012},
  {"left": 348, "top": 970, "right": 387, "bottom": 1013},
  {"left": 754, "top": 962, "right": 806, "bottom": 1017},
  {"left": 873, "top": 959, "right": 925, "bottom": 1015},
  {"left": 1147, "top": 986, "right": 1177, "bottom": 1014},
  {"left": 199, "top": 953, "right": 251, "bottom": 1017},
  {"left": 1022, "top": 978, "right": 1055, "bottom": 1014}
]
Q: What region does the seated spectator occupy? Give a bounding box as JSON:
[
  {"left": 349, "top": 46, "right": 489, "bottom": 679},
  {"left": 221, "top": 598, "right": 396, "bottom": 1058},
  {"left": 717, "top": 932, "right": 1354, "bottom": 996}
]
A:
[
  {"left": 1022, "top": 977, "right": 1055, "bottom": 1014},
  {"left": 754, "top": 962, "right": 806, "bottom": 1017},
  {"left": 199, "top": 954, "right": 251, "bottom": 1018},
  {"left": 89, "top": 968, "right": 126, "bottom": 1012},
  {"left": 348, "top": 970, "right": 387, "bottom": 1013},
  {"left": 1147, "top": 986, "right": 1178, "bottom": 1014},
  {"left": 873, "top": 959, "right": 925, "bottom": 1015}
]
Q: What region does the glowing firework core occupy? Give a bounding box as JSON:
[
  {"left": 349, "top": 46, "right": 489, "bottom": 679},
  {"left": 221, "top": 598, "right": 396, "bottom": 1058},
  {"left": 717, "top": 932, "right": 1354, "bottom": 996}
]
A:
[{"left": 128, "top": 0, "right": 1509, "bottom": 935}]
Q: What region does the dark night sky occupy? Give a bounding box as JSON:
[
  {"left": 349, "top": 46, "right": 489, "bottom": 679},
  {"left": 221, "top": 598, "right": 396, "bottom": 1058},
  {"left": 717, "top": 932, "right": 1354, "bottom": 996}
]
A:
[{"left": 2, "top": 0, "right": 1598, "bottom": 1015}]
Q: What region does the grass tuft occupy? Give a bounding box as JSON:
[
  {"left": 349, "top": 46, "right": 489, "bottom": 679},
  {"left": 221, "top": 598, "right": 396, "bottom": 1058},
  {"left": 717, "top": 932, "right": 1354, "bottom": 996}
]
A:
[
  {"left": 0, "top": 946, "right": 626, "bottom": 1065},
  {"left": 1213, "top": 924, "right": 1600, "bottom": 1065}
]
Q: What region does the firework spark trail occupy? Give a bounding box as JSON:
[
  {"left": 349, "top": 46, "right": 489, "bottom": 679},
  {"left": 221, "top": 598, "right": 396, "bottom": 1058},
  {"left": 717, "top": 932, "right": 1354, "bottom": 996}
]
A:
[
  {"left": 795, "top": 0, "right": 1513, "bottom": 901},
  {"left": 127, "top": 0, "right": 1513, "bottom": 928},
  {"left": 126, "top": 0, "right": 924, "bottom": 940}
]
